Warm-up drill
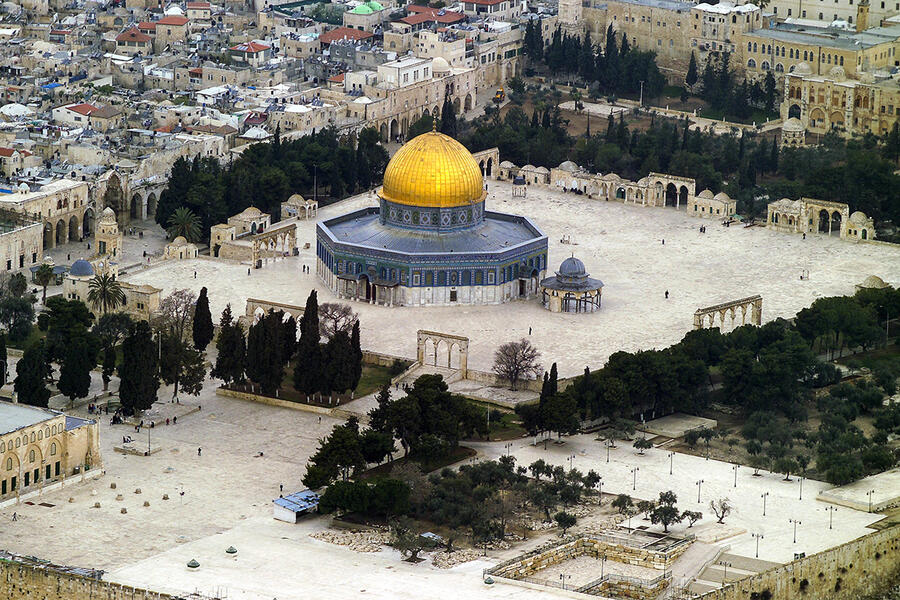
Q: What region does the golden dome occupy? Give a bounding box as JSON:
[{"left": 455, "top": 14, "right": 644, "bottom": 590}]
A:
[{"left": 379, "top": 130, "right": 485, "bottom": 208}]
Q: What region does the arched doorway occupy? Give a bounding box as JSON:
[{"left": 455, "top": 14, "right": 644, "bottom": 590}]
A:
[
  {"left": 423, "top": 107, "right": 430, "bottom": 117},
  {"left": 464, "top": 94, "right": 472, "bottom": 111},
  {"left": 453, "top": 97, "right": 461, "bottom": 113},
  {"left": 103, "top": 174, "right": 125, "bottom": 225},
  {"left": 830, "top": 211, "right": 842, "bottom": 236},
  {"left": 486, "top": 158, "right": 493, "bottom": 177},
  {"left": 389, "top": 119, "right": 399, "bottom": 140},
  {"left": 789, "top": 104, "right": 801, "bottom": 119},
  {"left": 479, "top": 160, "right": 486, "bottom": 176},
  {"left": 401, "top": 117, "right": 409, "bottom": 138},
  {"left": 43, "top": 224, "right": 53, "bottom": 249},
  {"left": 55, "top": 220, "right": 66, "bottom": 246},
  {"left": 358, "top": 274, "right": 371, "bottom": 301},
  {"left": 818, "top": 209, "right": 830, "bottom": 233},
  {"left": 68, "top": 215, "right": 79, "bottom": 241},
  {"left": 679, "top": 186, "right": 688, "bottom": 208},
  {"left": 130, "top": 194, "right": 142, "bottom": 220},
  {"left": 146, "top": 193, "right": 157, "bottom": 218},
  {"left": 83, "top": 208, "right": 94, "bottom": 236},
  {"left": 665, "top": 183, "right": 678, "bottom": 207},
  {"left": 616, "top": 186, "right": 626, "bottom": 200},
  {"left": 861, "top": 229, "right": 868, "bottom": 240},
  {"left": 379, "top": 122, "right": 387, "bottom": 141}
]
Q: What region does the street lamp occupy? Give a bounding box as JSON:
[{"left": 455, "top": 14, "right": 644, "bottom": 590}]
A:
[
  {"left": 867, "top": 489, "right": 876, "bottom": 513},
  {"left": 668, "top": 451, "right": 675, "bottom": 475},
  {"left": 751, "top": 532, "right": 764, "bottom": 558},
  {"left": 798, "top": 476, "right": 804, "bottom": 501},
  {"left": 631, "top": 467, "right": 639, "bottom": 491},
  {"left": 558, "top": 573, "right": 571, "bottom": 590},
  {"left": 601, "top": 552, "right": 606, "bottom": 579},
  {"left": 825, "top": 506, "right": 837, "bottom": 529},
  {"left": 606, "top": 439, "right": 611, "bottom": 463},
  {"left": 597, "top": 478, "right": 603, "bottom": 505},
  {"left": 761, "top": 492, "right": 769, "bottom": 516},
  {"left": 719, "top": 561, "right": 732, "bottom": 585},
  {"left": 696, "top": 479, "right": 704, "bottom": 503},
  {"left": 789, "top": 518, "right": 802, "bottom": 544},
  {"left": 504, "top": 442, "right": 512, "bottom": 457},
  {"left": 732, "top": 464, "right": 740, "bottom": 488},
  {"left": 568, "top": 453, "right": 576, "bottom": 470}
]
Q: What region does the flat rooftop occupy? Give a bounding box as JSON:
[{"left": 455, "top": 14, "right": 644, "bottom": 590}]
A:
[
  {"left": 749, "top": 23, "right": 900, "bottom": 50},
  {"left": 0, "top": 402, "right": 57, "bottom": 435},
  {"left": 319, "top": 207, "right": 545, "bottom": 255}
]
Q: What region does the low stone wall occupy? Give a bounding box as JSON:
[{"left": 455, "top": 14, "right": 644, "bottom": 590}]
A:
[
  {"left": 695, "top": 525, "right": 900, "bottom": 600},
  {"left": 464, "top": 368, "right": 543, "bottom": 393},
  {"left": 361, "top": 350, "right": 412, "bottom": 368},
  {"left": 0, "top": 560, "right": 176, "bottom": 600},
  {"left": 593, "top": 575, "right": 669, "bottom": 600},
  {"left": 216, "top": 387, "right": 334, "bottom": 416}
]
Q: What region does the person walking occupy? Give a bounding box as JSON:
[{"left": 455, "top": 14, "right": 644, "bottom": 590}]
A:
[
  {"left": 198, "top": 448, "right": 202, "bottom": 457},
  {"left": 665, "top": 290, "right": 669, "bottom": 299}
]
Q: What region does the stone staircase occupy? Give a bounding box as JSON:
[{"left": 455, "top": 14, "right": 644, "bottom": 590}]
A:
[{"left": 688, "top": 552, "right": 781, "bottom": 595}]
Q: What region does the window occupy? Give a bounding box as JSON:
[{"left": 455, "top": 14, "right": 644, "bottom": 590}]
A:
[
  {"left": 5, "top": 458, "right": 10, "bottom": 470},
  {"left": 29, "top": 450, "right": 34, "bottom": 463},
  {"left": 50, "top": 443, "right": 56, "bottom": 456},
  {"left": 30, "top": 432, "right": 34, "bottom": 443},
  {"left": 748, "top": 58, "right": 757, "bottom": 68}
]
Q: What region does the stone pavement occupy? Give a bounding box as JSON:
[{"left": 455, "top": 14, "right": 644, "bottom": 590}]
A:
[{"left": 122, "top": 181, "right": 900, "bottom": 378}]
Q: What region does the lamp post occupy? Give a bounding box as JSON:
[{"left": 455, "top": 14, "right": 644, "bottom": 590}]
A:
[
  {"left": 597, "top": 478, "right": 603, "bottom": 505},
  {"left": 568, "top": 453, "right": 576, "bottom": 470},
  {"left": 606, "top": 439, "right": 611, "bottom": 463},
  {"left": 867, "top": 489, "right": 875, "bottom": 513},
  {"left": 668, "top": 451, "right": 675, "bottom": 475},
  {"left": 825, "top": 506, "right": 837, "bottom": 529},
  {"left": 601, "top": 552, "right": 606, "bottom": 579},
  {"left": 559, "top": 573, "right": 571, "bottom": 590},
  {"left": 798, "top": 476, "right": 804, "bottom": 501},
  {"left": 761, "top": 492, "right": 769, "bottom": 516},
  {"left": 719, "top": 561, "right": 732, "bottom": 585},
  {"left": 696, "top": 479, "right": 704, "bottom": 503},
  {"left": 789, "top": 518, "right": 801, "bottom": 544},
  {"left": 631, "top": 467, "right": 639, "bottom": 491},
  {"left": 751, "top": 532, "right": 764, "bottom": 558},
  {"left": 732, "top": 464, "right": 740, "bottom": 488},
  {"left": 504, "top": 442, "right": 512, "bottom": 457}
]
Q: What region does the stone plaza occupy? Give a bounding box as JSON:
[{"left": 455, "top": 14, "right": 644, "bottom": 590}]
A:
[{"left": 123, "top": 179, "right": 899, "bottom": 378}]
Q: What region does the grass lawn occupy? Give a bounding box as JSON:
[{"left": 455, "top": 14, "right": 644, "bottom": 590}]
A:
[
  {"left": 461, "top": 398, "right": 527, "bottom": 441},
  {"left": 696, "top": 107, "right": 779, "bottom": 125},
  {"left": 229, "top": 363, "right": 398, "bottom": 407},
  {"left": 835, "top": 344, "right": 900, "bottom": 369},
  {"left": 8, "top": 327, "right": 45, "bottom": 351},
  {"left": 354, "top": 364, "right": 395, "bottom": 398}
]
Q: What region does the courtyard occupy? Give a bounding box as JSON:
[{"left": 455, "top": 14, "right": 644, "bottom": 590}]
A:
[{"left": 122, "top": 180, "right": 900, "bottom": 378}]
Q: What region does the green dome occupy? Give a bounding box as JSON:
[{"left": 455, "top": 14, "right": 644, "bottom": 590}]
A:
[
  {"left": 367, "top": 0, "right": 384, "bottom": 9},
  {"left": 351, "top": 4, "right": 374, "bottom": 13}
]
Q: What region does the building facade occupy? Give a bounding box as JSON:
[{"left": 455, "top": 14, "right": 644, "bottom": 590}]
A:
[{"left": 317, "top": 130, "right": 548, "bottom": 306}]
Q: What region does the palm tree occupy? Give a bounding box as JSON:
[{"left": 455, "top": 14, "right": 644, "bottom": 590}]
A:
[
  {"left": 34, "top": 263, "right": 54, "bottom": 304},
  {"left": 166, "top": 207, "right": 201, "bottom": 242},
  {"left": 87, "top": 273, "right": 126, "bottom": 314}
]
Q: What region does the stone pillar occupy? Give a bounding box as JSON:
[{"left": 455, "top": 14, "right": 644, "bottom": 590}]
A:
[
  {"left": 459, "top": 344, "right": 468, "bottom": 379},
  {"left": 752, "top": 299, "right": 762, "bottom": 325}
]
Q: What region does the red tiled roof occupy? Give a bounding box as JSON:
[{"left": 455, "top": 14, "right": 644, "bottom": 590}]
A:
[
  {"left": 116, "top": 27, "right": 152, "bottom": 43},
  {"left": 66, "top": 103, "right": 100, "bottom": 116},
  {"left": 318, "top": 26, "right": 374, "bottom": 45},
  {"left": 189, "top": 67, "right": 203, "bottom": 75},
  {"left": 157, "top": 16, "right": 190, "bottom": 26},
  {"left": 138, "top": 21, "right": 157, "bottom": 31},
  {"left": 50, "top": 29, "right": 72, "bottom": 35},
  {"left": 400, "top": 13, "right": 432, "bottom": 24},
  {"left": 466, "top": 0, "right": 506, "bottom": 5},
  {"left": 186, "top": 1, "right": 211, "bottom": 7},
  {"left": 328, "top": 73, "right": 345, "bottom": 83},
  {"left": 229, "top": 41, "right": 270, "bottom": 53},
  {"left": 0, "top": 148, "right": 17, "bottom": 157},
  {"left": 405, "top": 6, "right": 465, "bottom": 22}
]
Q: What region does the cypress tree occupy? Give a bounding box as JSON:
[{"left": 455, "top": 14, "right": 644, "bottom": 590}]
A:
[
  {"left": 283, "top": 314, "right": 297, "bottom": 364},
  {"left": 15, "top": 340, "right": 50, "bottom": 407},
  {"left": 294, "top": 290, "right": 322, "bottom": 396},
  {"left": 350, "top": 320, "right": 362, "bottom": 391},
  {"left": 102, "top": 345, "right": 116, "bottom": 391},
  {"left": 0, "top": 332, "right": 6, "bottom": 384},
  {"left": 324, "top": 330, "right": 355, "bottom": 395},
  {"left": 58, "top": 333, "right": 98, "bottom": 402},
  {"left": 606, "top": 113, "right": 615, "bottom": 140},
  {"left": 192, "top": 286, "right": 214, "bottom": 351},
  {"left": 549, "top": 362, "right": 559, "bottom": 397},
  {"left": 685, "top": 51, "right": 698, "bottom": 91},
  {"left": 118, "top": 321, "right": 159, "bottom": 416},
  {"left": 212, "top": 305, "right": 246, "bottom": 385},
  {"left": 440, "top": 95, "right": 457, "bottom": 138},
  {"left": 770, "top": 137, "right": 780, "bottom": 173}
]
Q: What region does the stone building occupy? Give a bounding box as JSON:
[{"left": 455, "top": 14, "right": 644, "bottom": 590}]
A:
[
  {"left": 317, "top": 130, "right": 548, "bottom": 306},
  {"left": 780, "top": 117, "right": 806, "bottom": 147},
  {"left": 766, "top": 197, "right": 877, "bottom": 240},
  {"left": 0, "top": 179, "right": 93, "bottom": 250},
  {"left": 0, "top": 402, "right": 100, "bottom": 500},
  {"left": 687, "top": 189, "right": 737, "bottom": 218},
  {"left": 62, "top": 259, "right": 161, "bottom": 320},
  {"left": 163, "top": 236, "right": 199, "bottom": 260},
  {"left": 540, "top": 256, "right": 604, "bottom": 313},
  {"left": 94, "top": 207, "right": 120, "bottom": 258}
]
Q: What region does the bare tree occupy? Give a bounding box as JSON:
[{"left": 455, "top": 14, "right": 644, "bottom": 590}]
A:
[
  {"left": 492, "top": 338, "right": 541, "bottom": 390},
  {"left": 152, "top": 289, "right": 197, "bottom": 341},
  {"left": 709, "top": 498, "right": 732, "bottom": 524},
  {"left": 318, "top": 302, "right": 358, "bottom": 340}
]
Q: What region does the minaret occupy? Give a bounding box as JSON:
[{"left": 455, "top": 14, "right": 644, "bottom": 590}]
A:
[
  {"left": 559, "top": 0, "right": 584, "bottom": 34},
  {"left": 856, "top": 0, "right": 869, "bottom": 32}
]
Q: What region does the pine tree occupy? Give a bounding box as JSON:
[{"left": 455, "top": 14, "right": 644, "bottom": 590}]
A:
[
  {"left": 579, "top": 31, "right": 594, "bottom": 81},
  {"left": 350, "top": 320, "right": 362, "bottom": 391},
  {"left": 324, "top": 330, "right": 355, "bottom": 395},
  {"left": 283, "top": 315, "right": 297, "bottom": 363},
  {"left": 549, "top": 362, "right": 559, "bottom": 397},
  {"left": 58, "top": 333, "right": 98, "bottom": 402},
  {"left": 192, "top": 286, "right": 214, "bottom": 351},
  {"left": 15, "top": 340, "right": 50, "bottom": 407},
  {"left": 102, "top": 345, "right": 116, "bottom": 391},
  {"left": 294, "top": 290, "right": 322, "bottom": 396},
  {"left": 118, "top": 321, "right": 159, "bottom": 416},
  {"left": 606, "top": 113, "right": 615, "bottom": 140},
  {"left": 685, "top": 52, "right": 698, "bottom": 92},
  {"left": 770, "top": 137, "right": 779, "bottom": 173},
  {"left": 0, "top": 332, "right": 6, "bottom": 384}
]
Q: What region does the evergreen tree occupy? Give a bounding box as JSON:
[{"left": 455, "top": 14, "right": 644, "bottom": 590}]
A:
[
  {"left": 0, "top": 332, "right": 6, "bottom": 384},
  {"left": 549, "top": 362, "right": 559, "bottom": 397},
  {"left": 283, "top": 315, "right": 297, "bottom": 363},
  {"left": 770, "top": 137, "right": 779, "bottom": 173},
  {"left": 619, "top": 32, "right": 630, "bottom": 57},
  {"left": 324, "top": 330, "right": 356, "bottom": 395},
  {"left": 440, "top": 95, "right": 457, "bottom": 138},
  {"left": 212, "top": 305, "right": 246, "bottom": 385},
  {"left": 15, "top": 340, "right": 50, "bottom": 407},
  {"left": 102, "top": 345, "right": 116, "bottom": 391},
  {"left": 885, "top": 122, "right": 900, "bottom": 161},
  {"left": 58, "top": 332, "right": 98, "bottom": 403},
  {"left": 606, "top": 113, "right": 615, "bottom": 140},
  {"left": 118, "top": 320, "right": 160, "bottom": 416},
  {"left": 531, "top": 110, "right": 539, "bottom": 128},
  {"left": 350, "top": 320, "right": 363, "bottom": 390},
  {"left": 246, "top": 311, "right": 284, "bottom": 396},
  {"left": 159, "top": 332, "right": 206, "bottom": 398},
  {"left": 685, "top": 51, "right": 698, "bottom": 91},
  {"left": 579, "top": 31, "right": 594, "bottom": 81},
  {"left": 294, "top": 290, "right": 322, "bottom": 396},
  {"left": 764, "top": 70, "right": 777, "bottom": 113},
  {"left": 192, "top": 286, "right": 214, "bottom": 351}
]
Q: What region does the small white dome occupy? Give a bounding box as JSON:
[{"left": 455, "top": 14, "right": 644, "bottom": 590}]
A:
[{"left": 431, "top": 57, "right": 450, "bottom": 73}]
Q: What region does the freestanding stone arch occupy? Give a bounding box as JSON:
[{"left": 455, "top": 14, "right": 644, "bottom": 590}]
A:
[
  {"left": 416, "top": 330, "right": 468, "bottom": 378},
  {"left": 693, "top": 295, "right": 763, "bottom": 331}
]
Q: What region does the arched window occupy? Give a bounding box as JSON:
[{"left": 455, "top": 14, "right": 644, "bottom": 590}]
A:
[
  {"left": 50, "top": 443, "right": 57, "bottom": 456},
  {"left": 30, "top": 432, "right": 35, "bottom": 443},
  {"left": 762, "top": 61, "right": 771, "bottom": 70},
  {"left": 748, "top": 42, "right": 752, "bottom": 51},
  {"left": 753, "top": 42, "right": 758, "bottom": 52},
  {"left": 38, "top": 431, "right": 42, "bottom": 441},
  {"left": 804, "top": 50, "right": 808, "bottom": 60},
  {"left": 29, "top": 450, "right": 35, "bottom": 463},
  {"left": 51, "top": 425, "right": 56, "bottom": 435},
  {"left": 5, "top": 458, "right": 11, "bottom": 470},
  {"left": 748, "top": 58, "right": 757, "bottom": 68},
  {"left": 776, "top": 63, "right": 784, "bottom": 72},
  {"left": 840, "top": 56, "right": 844, "bottom": 65}
]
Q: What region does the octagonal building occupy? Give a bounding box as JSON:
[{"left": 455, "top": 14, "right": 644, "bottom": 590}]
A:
[{"left": 316, "top": 130, "right": 548, "bottom": 306}]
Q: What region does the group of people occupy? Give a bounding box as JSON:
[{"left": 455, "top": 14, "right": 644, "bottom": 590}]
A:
[
  {"left": 301, "top": 265, "right": 310, "bottom": 274},
  {"left": 699, "top": 225, "right": 708, "bottom": 234},
  {"left": 87, "top": 403, "right": 107, "bottom": 415}
]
